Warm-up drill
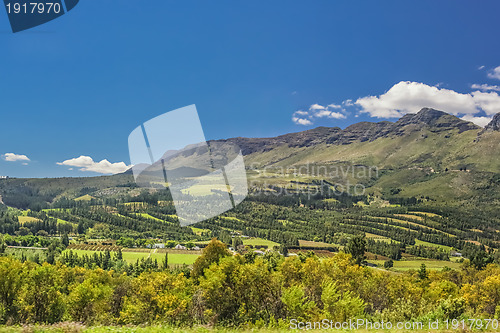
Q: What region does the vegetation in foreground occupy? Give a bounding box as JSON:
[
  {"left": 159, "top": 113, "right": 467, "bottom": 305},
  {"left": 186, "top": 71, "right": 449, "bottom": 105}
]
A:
[
  {"left": 0, "top": 239, "right": 499, "bottom": 329},
  {"left": 0, "top": 326, "right": 487, "bottom": 333}
]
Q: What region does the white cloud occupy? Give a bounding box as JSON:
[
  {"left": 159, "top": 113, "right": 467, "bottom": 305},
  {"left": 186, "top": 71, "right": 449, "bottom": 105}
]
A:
[
  {"left": 57, "top": 155, "right": 131, "bottom": 174},
  {"left": 294, "top": 110, "right": 309, "bottom": 116},
  {"left": 479, "top": 65, "right": 485, "bottom": 70},
  {"left": 309, "top": 103, "right": 326, "bottom": 110},
  {"left": 461, "top": 115, "right": 492, "bottom": 127},
  {"left": 472, "top": 91, "right": 500, "bottom": 116},
  {"left": 353, "top": 81, "right": 500, "bottom": 126},
  {"left": 327, "top": 104, "right": 342, "bottom": 109},
  {"left": 356, "top": 81, "right": 478, "bottom": 118},
  {"left": 487, "top": 66, "right": 500, "bottom": 80},
  {"left": 471, "top": 83, "right": 500, "bottom": 92},
  {"left": 292, "top": 103, "right": 347, "bottom": 125},
  {"left": 297, "top": 78, "right": 500, "bottom": 127},
  {"left": 3, "top": 153, "right": 30, "bottom": 162},
  {"left": 292, "top": 116, "right": 313, "bottom": 126}
]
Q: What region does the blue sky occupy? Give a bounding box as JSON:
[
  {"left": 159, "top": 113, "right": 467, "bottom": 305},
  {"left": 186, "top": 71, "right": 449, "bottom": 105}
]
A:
[{"left": 1, "top": 0, "right": 500, "bottom": 178}]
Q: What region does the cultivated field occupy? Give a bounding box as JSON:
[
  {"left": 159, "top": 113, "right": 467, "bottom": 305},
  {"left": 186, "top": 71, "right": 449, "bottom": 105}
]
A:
[{"left": 62, "top": 249, "right": 200, "bottom": 266}]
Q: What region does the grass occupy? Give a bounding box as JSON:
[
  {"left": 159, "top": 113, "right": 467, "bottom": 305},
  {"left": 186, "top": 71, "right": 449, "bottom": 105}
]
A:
[
  {"left": 62, "top": 249, "right": 199, "bottom": 266},
  {"left": 298, "top": 240, "right": 332, "bottom": 248},
  {"left": 75, "top": 194, "right": 95, "bottom": 201},
  {"left": 135, "top": 213, "right": 164, "bottom": 222},
  {"left": 151, "top": 252, "right": 198, "bottom": 265},
  {"left": 368, "top": 259, "right": 461, "bottom": 271},
  {"left": 242, "top": 238, "right": 279, "bottom": 248},
  {"left": 17, "top": 216, "right": 40, "bottom": 223},
  {"left": 414, "top": 239, "right": 453, "bottom": 252},
  {"left": 196, "top": 236, "right": 279, "bottom": 248},
  {"left": 191, "top": 227, "right": 210, "bottom": 235}
]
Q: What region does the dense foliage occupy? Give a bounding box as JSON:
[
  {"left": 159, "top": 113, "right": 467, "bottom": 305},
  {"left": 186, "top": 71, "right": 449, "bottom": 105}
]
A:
[{"left": 0, "top": 239, "right": 499, "bottom": 327}]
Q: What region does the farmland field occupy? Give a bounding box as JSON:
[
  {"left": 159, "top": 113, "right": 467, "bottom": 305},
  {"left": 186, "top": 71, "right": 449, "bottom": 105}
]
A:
[
  {"left": 298, "top": 239, "right": 333, "bottom": 248},
  {"left": 17, "top": 216, "right": 40, "bottom": 223},
  {"left": 243, "top": 237, "right": 279, "bottom": 248},
  {"left": 62, "top": 249, "right": 200, "bottom": 266},
  {"left": 368, "top": 259, "right": 461, "bottom": 271},
  {"left": 196, "top": 237, "right": 279, "bottom": 248}
]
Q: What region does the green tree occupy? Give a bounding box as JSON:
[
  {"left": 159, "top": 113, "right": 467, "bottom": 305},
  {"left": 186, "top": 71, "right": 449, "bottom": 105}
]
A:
[
  {"left": 418, "top": 263, "right": 428, "bottom": 280},
  {"left": 61, "top": 233, "right": 69, "bottom": 247},
  {"left": 232, "top": 237, "right": 243, "bottom": 249},
  {"left": 345, "top": 234, "right": 366, "bottom": 265},
  {"left": 192, "top": 238, "right": 231, "bottom": 278},
  {"left": 162, "top": 252, "right": 168, "bottom": 270},
  {"left": 17, "top": 264, "right": 65, "bottom": 324},
  {"left": 115, "top": 248, "right": 123, "bottom": 261}
]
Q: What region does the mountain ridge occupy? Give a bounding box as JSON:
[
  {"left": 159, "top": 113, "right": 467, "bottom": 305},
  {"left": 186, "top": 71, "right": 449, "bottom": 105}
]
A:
[{"left": 218, "top": 108, "right": 487, "bottom": 155}]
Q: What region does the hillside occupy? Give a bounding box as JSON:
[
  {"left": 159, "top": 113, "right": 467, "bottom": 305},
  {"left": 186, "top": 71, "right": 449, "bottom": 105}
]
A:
[{"left": 1, "top": 108, "right": 499, "bottom": 207}]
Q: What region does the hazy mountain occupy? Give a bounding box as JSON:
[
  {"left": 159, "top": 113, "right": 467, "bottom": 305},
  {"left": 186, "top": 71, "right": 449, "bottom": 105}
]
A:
[{"left": 1, "top": 108, "right": 499, "bottom": 208}]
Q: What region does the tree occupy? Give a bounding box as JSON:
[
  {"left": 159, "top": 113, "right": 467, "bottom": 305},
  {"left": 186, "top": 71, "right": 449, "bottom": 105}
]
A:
[
  {"left": 162, "top": 252, "right": 168, "bottom": 270},
  {"left": 16, "top": 227, "right": 31, "bottom": 236},
  {"left": 192, "top": 238, "right": 231, "bottom": 278},
  {"left": 0, "top": 237, "right": 6, "bottom": 254},
  {"left": 384, "top": 259, "right": 394, "bottom": 269},
  {"left": 61, "top": 233, "right": 69, "bottom": 247},
  {"left": 165, "top": 241, "right": 176, "bottom": 248},
  {"left": 232, "top": 237, "right": 243, "bottom": 249},
  {"left": 345, "top": 234, "right": 366, "bottom": 265},
  {"left": 115, "top": 248, "right": 123, "bottom": 261},
  {"left": 418, "top": 263, "right": 428, "bottom": 280},
  {"left": 17, "top": 264, "right": 65, "bottom": 324},
  {"left": 77, "top": 222, "right": 85, "bottom": 235},
  {"left": 280, "top": 244, "right": 289, "bottom": 257}
]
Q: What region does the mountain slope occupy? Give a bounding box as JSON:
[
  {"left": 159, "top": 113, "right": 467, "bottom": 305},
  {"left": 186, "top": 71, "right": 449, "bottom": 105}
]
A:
[{"left": 1, "top": 108, "right": 499, "bottom": 208}]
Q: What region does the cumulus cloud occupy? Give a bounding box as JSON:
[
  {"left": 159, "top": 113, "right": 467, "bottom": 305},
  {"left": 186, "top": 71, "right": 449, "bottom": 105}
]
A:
[
  {"left": 292, "top": 116, "right": 313, "bottom": 126},
  {"left": 57, "top": 155, "right": 131, "bottom": 174},
  {"left": 471, "top": 91, "right": 500, "bottom": 116},
  {"left": 356, "top": 81, "right": 478, "bottom": 118},
  {"left": 292, "top": 103, "right": 347, "bottom": 126},
  {"left": 487, "top": 66, "right": 500, "bottom": 80},
  {"left": 461, "top": 115, "right": 492, "bottom": 127},
  {"left": 2, "top": 153, "right": 30, "bottom": 162},
  {"left": 471, "top": 83, "right": 500, "bottom": 92},
  {"left": 353, "top": 81, "right": 500, "bottom": 126},
  {"left": 295, "top": 75, "right": 500, "bottom": 127}
]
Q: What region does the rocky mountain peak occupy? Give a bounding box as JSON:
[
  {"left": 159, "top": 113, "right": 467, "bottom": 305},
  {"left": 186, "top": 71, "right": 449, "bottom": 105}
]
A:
[
  {"left": 394, "top": 108, "right": 479, "bottom": 133},
  {"left": 484, "top": 112, "right": 500, "bottom": 132}
]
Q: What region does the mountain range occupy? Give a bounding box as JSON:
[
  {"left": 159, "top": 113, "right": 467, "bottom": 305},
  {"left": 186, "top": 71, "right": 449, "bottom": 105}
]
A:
[{"left": 1, "top": 108, "right": 499, "bottom": 209}]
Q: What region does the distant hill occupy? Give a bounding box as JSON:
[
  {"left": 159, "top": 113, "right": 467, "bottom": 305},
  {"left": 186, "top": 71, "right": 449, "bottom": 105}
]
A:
[{"left": 1, "top": 108, "right": 499, "bottom": 209}]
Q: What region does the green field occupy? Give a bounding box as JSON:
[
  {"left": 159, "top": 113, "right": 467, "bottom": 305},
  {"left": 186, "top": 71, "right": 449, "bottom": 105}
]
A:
[
  {"left": 191, "top": 226, "right": 210, "bottom": 235},
  {"left": 75, "top": 194, "right": 95, "bottom": 201},
  {"left": 62, "top": 249, "right": 199, "bottom": 266},
  {"left": 135, "top": 213, "right": 164, "bottom": 222},
  {"left": 414, "top": 239, "right": 453, "bottom": 251},
  {"left": 195, "top": 236, "right": 279, "bottom": 248},
  {"left": 17, "top": 216, "right": 40, "bottom": 223},
  {"left": 242, "top": 237, "right": 280, "bottom": 248},
  {"left": 368, "top": 259, "right": 461, "bottom": 271}
]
